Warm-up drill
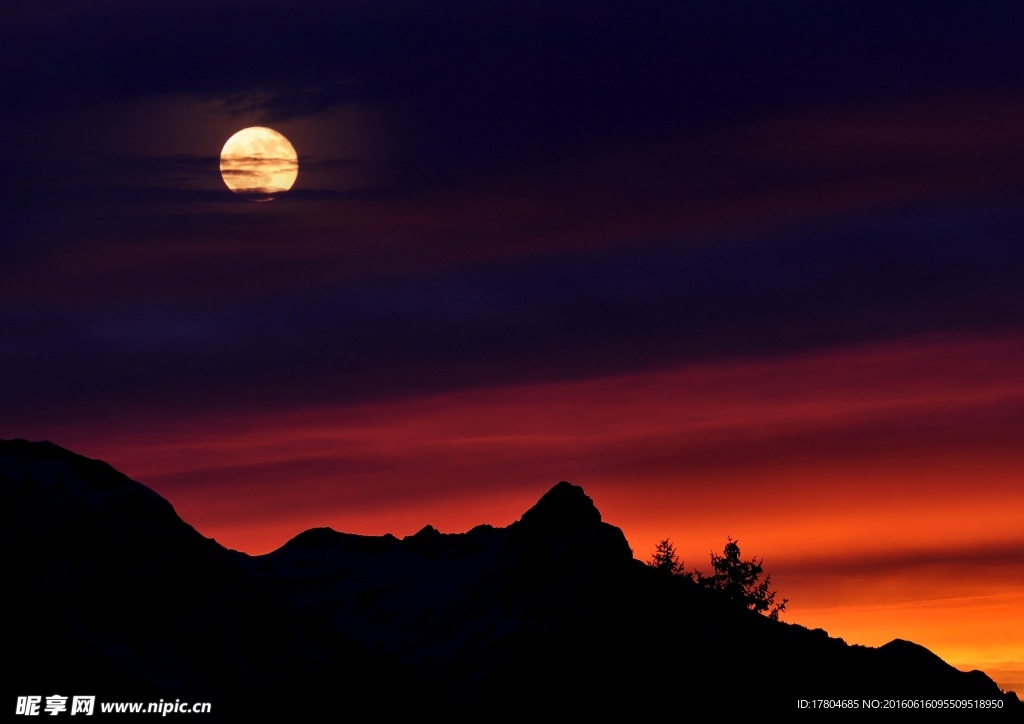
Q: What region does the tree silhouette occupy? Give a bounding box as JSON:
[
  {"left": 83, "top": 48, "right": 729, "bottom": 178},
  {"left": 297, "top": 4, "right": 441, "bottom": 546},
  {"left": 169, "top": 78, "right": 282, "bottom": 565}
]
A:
[
  {"left": 646, "top": 538, "right": 691, "bottom": 579},
  {"left": 698, "top": 537, "right": 787, "bottom": 620}
]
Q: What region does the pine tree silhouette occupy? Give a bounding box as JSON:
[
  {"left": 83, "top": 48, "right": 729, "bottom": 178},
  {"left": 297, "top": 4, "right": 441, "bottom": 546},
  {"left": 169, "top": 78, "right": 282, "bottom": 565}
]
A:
[{"left": 698, "top": 537, "right": 787, "bottom": 620}]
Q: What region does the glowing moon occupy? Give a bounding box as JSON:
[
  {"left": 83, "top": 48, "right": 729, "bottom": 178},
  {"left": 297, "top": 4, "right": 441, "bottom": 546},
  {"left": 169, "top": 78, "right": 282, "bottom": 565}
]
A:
[{"left": 219, "top": 127, "right": 298, "bottom": 201}]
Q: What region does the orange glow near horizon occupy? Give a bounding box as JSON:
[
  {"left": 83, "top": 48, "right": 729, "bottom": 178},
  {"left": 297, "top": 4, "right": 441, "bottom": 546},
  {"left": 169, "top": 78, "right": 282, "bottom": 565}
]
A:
[{"left": 41, "top": 331, "right": 1024, "bottom": 695}]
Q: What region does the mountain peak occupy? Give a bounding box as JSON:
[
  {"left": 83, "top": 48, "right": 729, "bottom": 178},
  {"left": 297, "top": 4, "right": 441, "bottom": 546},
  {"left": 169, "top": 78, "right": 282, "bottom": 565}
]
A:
[
  {"left": 511, "top": 481, "right": 632, "bottom": 565},
  {"left": 518, "top": 481, "right": 601, "bottom": 530}
]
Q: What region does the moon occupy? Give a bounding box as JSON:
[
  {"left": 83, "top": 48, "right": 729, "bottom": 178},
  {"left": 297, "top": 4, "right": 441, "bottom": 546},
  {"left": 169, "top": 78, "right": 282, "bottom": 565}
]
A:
[{"left": 219, "top": 127, "right": 298, "bottom": 202}]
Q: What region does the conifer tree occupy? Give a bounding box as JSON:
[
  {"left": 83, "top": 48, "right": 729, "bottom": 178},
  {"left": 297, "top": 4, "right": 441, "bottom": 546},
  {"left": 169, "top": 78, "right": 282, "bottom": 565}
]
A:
[
  {"left": 647, "top": 538, "right": 693, "bottom": 580},
  {"left": 698, "top": 537, "right": 787, "bottom": 620}
]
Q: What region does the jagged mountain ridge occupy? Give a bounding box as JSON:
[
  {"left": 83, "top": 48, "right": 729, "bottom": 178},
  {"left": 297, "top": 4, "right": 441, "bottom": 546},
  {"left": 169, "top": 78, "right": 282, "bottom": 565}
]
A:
[
  {"left": 247, "top": 482, "right": 636, "bottom": 671},
  {"left": 0, "top": 439, "right": 430, "bottom": 720},
  {"left": 2, "top": 439, "right": 1020, "bottom": 717}
]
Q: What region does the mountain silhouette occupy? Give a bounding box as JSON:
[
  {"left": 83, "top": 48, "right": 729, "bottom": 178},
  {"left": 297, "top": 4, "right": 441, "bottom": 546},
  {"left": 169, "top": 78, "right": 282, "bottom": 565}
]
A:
[
  {"left": 3, "top": 439, "right": 1020, "bottom": 718},
  {"left": 0, "top": 439, "right": 429, "bottom": 720}
]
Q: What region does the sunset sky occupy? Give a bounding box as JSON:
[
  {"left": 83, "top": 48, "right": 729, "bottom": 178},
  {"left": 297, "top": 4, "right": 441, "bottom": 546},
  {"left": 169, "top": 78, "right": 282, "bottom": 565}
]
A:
[{"left": 3, "top": 1, "right": 1023, "bottom": 694}]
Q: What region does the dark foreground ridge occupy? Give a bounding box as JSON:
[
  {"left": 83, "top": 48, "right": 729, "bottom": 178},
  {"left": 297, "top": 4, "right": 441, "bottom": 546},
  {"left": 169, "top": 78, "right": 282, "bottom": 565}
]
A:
[{"left": 2, "top": 439, "right": 1020, "bottom": 719}]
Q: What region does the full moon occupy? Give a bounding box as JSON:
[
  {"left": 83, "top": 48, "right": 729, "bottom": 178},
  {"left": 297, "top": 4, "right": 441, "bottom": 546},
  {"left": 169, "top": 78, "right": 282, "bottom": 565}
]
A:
[{"left": 219, "top": 127, "right": 298, "bottom": 202}]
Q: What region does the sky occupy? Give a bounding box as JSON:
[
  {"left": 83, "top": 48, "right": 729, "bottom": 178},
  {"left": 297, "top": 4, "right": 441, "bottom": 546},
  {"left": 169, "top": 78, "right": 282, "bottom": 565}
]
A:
[{"left": 3, "top": 0, "right": 1023, "bottom": 695}]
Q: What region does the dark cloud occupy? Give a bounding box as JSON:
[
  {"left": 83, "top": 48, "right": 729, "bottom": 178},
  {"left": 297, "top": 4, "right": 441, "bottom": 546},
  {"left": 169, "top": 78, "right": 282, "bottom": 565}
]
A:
[
  {"left": 785, "top": 540, "right": 1024, "bottom": 580},
  {"left": 5, "top": 206, "right": 1023, "bottom": 430},
  {"left": 224, "top": 82, "right": 369, "bottom": 122}
]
